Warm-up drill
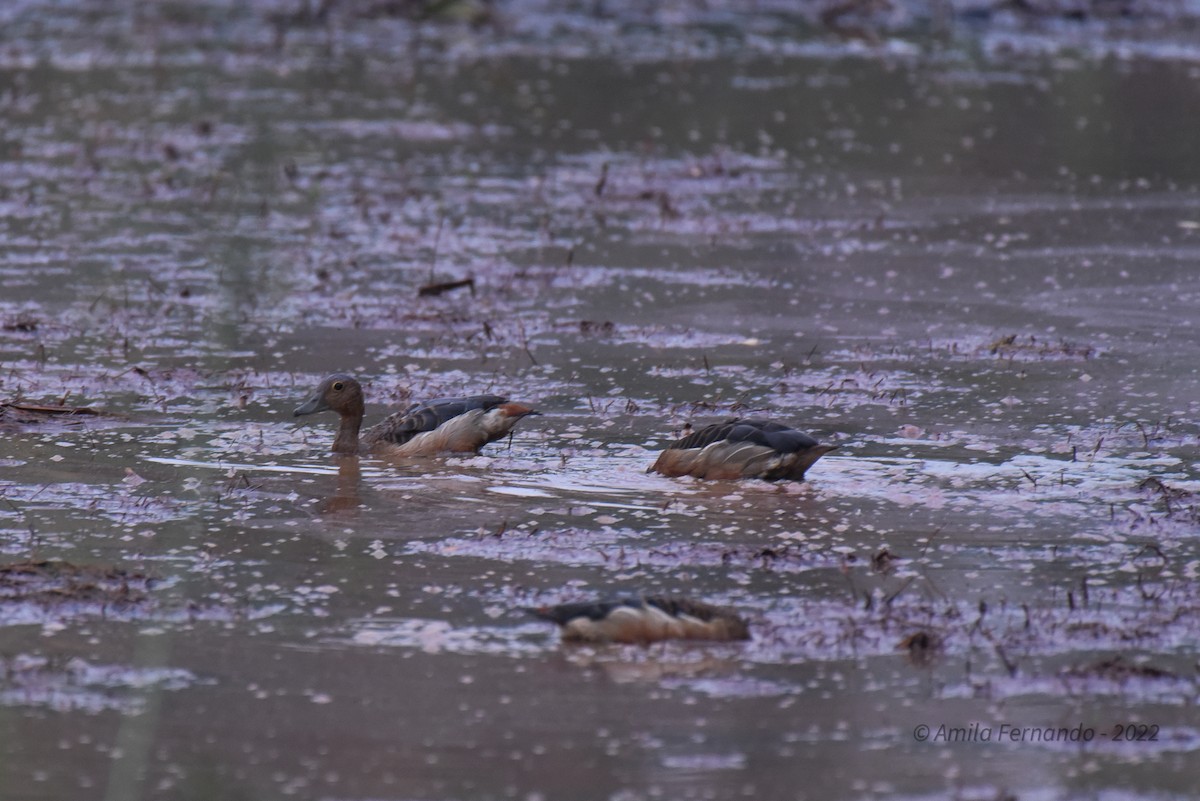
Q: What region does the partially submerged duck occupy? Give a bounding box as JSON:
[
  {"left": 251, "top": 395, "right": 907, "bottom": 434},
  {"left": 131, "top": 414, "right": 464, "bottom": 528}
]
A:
[
  {"left": 294, "top": 374, "right": 538, "bottom": 457},
  {"left": 650, "top": 418, "right": 836, "bottom": 481},
  {"left": 529, "top": 596, "right": 750, "bottom": 644}
]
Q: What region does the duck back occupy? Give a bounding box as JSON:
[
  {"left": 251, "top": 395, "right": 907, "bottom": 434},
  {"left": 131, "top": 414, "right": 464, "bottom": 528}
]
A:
[
  {"left": 366, "top": 395, "right": 507, "bottom": 446},
  {"left": 652, "top": 418, "right": 835, "bottom": 481},
  {"left": 530, "top": 596, "right": 750, "bottom": 643},
  {"left": 364, "top": 394, "right": 529, "bottom": 456}
]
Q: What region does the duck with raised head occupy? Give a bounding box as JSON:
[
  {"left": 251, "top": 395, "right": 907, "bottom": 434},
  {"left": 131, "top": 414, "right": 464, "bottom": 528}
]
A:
[
  {"left": 650, "top": 418, "right": 836, "bottom": 481},
  {"left": 529, "top": 596, "right": 750, "bottom": 644},
  {"left": 294, "top": 374, "right": 538, "bottom": 457}
]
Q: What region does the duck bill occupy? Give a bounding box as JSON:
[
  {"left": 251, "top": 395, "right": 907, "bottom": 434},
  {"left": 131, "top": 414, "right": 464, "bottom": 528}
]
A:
[
  {"left": 293, "top": 393, "right": 329, "bottom": 417},
  {"left": 497, "top": 402, "right": 540, "bottom": 419}
]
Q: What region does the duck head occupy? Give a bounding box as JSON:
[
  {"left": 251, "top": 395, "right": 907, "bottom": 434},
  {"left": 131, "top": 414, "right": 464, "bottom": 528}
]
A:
[{"left": 294, "top": 374, "right": 365, "bottom": 420}]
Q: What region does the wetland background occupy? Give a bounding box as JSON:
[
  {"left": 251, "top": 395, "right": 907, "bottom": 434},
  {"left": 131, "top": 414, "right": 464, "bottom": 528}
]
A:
[{"left": 2, "top": 1, "right": 1200, "bottom": 799}]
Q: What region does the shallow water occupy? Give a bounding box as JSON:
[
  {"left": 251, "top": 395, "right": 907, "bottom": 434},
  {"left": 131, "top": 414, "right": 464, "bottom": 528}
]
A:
[{"left": 2, "top": 2, "right": 1200, "bottom": 800}]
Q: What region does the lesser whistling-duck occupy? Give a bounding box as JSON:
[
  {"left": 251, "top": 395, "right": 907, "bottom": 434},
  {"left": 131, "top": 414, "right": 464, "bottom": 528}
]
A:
[
  {"left": 650, "top": 418, "right": 836, "bottom": 481},
  {"left": 294, "top": 374, "right": 538, "bottom": 457},
  {"left": 529, "top": 596, "right": 751, "bottom": 643}
]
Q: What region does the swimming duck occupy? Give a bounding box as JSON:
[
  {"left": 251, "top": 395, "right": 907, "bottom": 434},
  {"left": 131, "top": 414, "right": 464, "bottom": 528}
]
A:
[
  {"left": 529, "top": 596, "right": 750, "bottom": 644},
  {"left": 293, "top": 374, "right": 538, "bottom": 457},
  {"left": 650, "top": 418, "right": 836, "bottom": 480}
]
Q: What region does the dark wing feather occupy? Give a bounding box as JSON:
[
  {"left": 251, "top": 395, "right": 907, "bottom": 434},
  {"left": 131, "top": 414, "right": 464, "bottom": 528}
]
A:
[
  {"left": 667, "top": 418, "right": 819, "bottom": 454},
  {"left": 366, "top": 394, "right": 507, "bottom": 446},
  {"left": 666, "top": 419, "right": 744, "bottom": 451},
  {"left": 753, "top": 425, "right": 820, "bottom": 453},
  {"left": 642, "top": 597, "right": 727, "bottom": 621},
  {"left": 527, "top": 599, "right": 639, "bottom": 625}
]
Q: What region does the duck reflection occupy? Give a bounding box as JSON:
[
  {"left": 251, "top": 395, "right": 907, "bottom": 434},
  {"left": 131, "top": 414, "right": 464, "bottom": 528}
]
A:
[{"left": 320, "top": 457, "right": 363, "bottom": 515}]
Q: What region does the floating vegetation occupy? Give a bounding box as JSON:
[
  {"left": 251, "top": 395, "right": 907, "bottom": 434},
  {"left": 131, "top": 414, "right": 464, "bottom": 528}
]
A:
[
  {"left": 408, "top": 526, "right": 834, "bottom": 575},
  {"left": 983, "top": 334, "right": 1097, "bottom": 361},
  {"left": 1061, "top": 655, "right": 1177, "bottom": 682},
  {"left": 0, "top": 401, "right": 104, "bottom": 431},
  {"left": 0, "top": 653, "right": 196, "bottom": 713},
  {"left": 1137, "top": 476, "right": 1198, "bottom": 520},
  {"left": 1, "top": 312, "right": 40, "bottom": 333},
  {"left": 0, "top": 560, "right": 154, "bottom": 619},
  {"left": 757, "top": 578, "right": 1200, "bottom": 672}
]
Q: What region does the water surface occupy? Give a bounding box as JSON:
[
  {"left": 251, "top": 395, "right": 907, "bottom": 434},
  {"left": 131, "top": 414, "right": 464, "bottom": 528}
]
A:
[{"left": 2, "top": 3, "right": 1199, "bottom": 800}]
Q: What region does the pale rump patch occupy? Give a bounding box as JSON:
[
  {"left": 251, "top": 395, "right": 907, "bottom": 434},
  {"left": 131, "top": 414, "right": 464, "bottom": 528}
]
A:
[
  {"left": 649, "top": 418, "right": 836, "bottom": 481},
  {"left": 373, "top": 405, "right": 536, "bottom": 456},
  {"left": 377, "top": 409, "right": 493, "bottom": 456},
  {"left": 560, "top": 605, "right": 748, "bottom": 644}
]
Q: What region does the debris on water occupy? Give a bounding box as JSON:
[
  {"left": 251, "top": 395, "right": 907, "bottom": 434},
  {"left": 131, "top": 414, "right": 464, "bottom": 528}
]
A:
[
  {"left": 1, "top": 313, "right": 40, "bottom": 333},
  {"left": 749, "top": 544, "right": 804, "bottom": 569},
  {"left": 871, "top": 547, "right": 897, "bottom": 573},
  {"left": 1061, "top": 655, "right": 1176, "bottom": 682},
  {"left": 409, "top": 527, "right": 832, "bottom": 575},
  {"left": 978, "top": 335, "right": 1096, "bottom": 361},
  {"left": 1137, "top": 476, "right": 1194, "bottom": 515},
  {"left": 418, "top": 277, "right": 476, "bottom": 297},
  {"left": 0, "top": 560, "right": 154, "bottom": 612},
  {"left": 122, "top": 468, "right": 149, "bottom": 487},
  {"left": 0, "top": 401, "right": 103, "bottom": 428},
  {"left": 0, "top": 560, "right": 154, "bottom": 589},
  {"left": 577, "top": 320, "right": 616, "bottom": 336},
  {"left": 898, "top": 630, "right": 941, "bottom": 666},
  {"left": 348, "top": 617, "right": 543, "bottom": 656}
]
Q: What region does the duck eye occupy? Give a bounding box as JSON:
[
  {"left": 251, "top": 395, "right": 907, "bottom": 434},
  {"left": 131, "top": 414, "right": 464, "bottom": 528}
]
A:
[{"left": 332, "top": 382, "right": 344, "bottom": 392}]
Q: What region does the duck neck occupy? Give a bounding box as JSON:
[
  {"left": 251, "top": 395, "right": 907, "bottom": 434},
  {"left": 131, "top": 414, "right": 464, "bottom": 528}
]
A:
[{"left": 332, "top": 412, "right": 362, "bottom": 455}]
